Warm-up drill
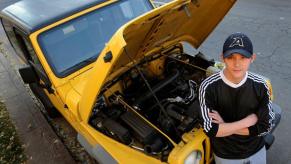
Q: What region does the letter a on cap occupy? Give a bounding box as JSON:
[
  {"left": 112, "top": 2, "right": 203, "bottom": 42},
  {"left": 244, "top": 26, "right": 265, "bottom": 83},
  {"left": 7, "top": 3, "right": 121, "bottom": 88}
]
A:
[{"left": 229, "top": 37, "right": 244, "bottom": 48}]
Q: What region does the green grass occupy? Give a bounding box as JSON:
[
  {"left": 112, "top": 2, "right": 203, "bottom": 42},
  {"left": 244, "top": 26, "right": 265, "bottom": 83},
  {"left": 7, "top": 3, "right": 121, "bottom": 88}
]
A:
[{"left": 0, "top": 100, "right": 26, "bottom": 164}]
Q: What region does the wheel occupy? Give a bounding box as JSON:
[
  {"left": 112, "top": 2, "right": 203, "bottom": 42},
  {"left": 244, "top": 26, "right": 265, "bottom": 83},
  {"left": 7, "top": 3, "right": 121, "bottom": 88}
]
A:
[{"left": 29, "top": 83, "right": 60, "bottom": 118}]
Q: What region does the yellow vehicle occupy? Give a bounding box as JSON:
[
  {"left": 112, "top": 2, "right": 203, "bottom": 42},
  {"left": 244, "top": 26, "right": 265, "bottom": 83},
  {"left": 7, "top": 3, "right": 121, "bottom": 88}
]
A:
[{"left": 3, "top": 0, "right": 277, "bottom": 163}]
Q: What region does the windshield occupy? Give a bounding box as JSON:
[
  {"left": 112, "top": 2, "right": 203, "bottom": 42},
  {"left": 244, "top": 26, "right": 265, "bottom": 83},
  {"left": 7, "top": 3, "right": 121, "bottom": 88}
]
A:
[{"left": 38, "top": 0, "right": 153, "bottom": 77}]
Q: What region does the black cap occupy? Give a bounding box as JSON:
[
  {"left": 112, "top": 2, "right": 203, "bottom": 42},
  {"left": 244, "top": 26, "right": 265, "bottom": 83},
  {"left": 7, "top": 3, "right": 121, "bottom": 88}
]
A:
[{"left": 223, "top": 32, "right": 253, "bottom": 58}]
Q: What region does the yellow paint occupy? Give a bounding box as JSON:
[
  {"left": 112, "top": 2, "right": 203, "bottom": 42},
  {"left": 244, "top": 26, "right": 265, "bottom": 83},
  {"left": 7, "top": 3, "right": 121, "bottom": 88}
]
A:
[
  {"left": 168, "top": 128, "right": 212, "bottom": 164},
  {"left": 265, "top": 79, "right": 274, "bottom": 101}
]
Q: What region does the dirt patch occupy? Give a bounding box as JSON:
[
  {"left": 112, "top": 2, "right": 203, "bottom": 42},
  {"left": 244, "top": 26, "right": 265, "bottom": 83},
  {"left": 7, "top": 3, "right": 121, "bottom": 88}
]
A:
[
  {"left": 50, "top": 118, "right": 98, "bottom": 164},
  {"left": 0, "top": 99, "right": 26, "bottom": 163}
]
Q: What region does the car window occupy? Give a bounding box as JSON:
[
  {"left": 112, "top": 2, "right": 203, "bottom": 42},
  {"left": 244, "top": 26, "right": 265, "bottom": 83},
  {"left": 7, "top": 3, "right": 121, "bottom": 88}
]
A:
[{"left": 38, "top": 0, "right": 153, "bottom": 77}]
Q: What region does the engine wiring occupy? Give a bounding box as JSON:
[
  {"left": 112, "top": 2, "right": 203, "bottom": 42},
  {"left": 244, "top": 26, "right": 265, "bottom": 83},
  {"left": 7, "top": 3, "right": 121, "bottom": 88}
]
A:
[
  {"left": 97, "top": 47, "right": 209, "bottom": 150},
  {"left": 123, "top": 48, "right": 183, "bottom": 144},
  {"left": 160, "top": 53, "right": 207, "bottom": 72},
  {"left": 89, "top": 47, "right": 215, "bottom": 160},
  {"left": 108, "top": 91, "right": 177, "bottom": 146}
]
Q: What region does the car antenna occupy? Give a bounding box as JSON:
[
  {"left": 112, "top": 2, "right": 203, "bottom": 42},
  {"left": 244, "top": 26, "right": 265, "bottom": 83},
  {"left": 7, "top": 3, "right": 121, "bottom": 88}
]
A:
[{"left": 123, "top": 48, "right": 181, "bottom": 138}]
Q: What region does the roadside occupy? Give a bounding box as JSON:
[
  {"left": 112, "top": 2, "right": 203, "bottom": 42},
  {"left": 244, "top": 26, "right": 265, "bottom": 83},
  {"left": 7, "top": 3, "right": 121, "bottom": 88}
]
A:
[{"left": 0, "top": 100, "right": 26, "bottom": 163}]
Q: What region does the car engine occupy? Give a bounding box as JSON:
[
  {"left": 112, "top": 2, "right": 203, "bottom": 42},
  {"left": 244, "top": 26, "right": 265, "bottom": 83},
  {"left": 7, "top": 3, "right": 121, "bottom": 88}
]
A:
[{"left": 89, "top": 51, "right": 216, "bottom": 160}]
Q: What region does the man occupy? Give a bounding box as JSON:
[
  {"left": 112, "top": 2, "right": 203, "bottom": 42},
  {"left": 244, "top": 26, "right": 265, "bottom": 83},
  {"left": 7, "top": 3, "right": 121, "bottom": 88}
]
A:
[{"left": 199, "top": 32, "right": 274, "bottom": 164}]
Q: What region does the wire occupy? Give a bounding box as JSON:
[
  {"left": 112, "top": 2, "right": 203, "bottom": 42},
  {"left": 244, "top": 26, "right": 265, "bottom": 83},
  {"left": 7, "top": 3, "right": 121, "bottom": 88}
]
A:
[
  {"left": 111, "top": 93, "right": 177, "bottom": 146},
  {"left": 123, "top": 48, "right": 180, "bottom": 143},
  {"left": 161, "top": 53, "right": 207, "bottom": 72}
]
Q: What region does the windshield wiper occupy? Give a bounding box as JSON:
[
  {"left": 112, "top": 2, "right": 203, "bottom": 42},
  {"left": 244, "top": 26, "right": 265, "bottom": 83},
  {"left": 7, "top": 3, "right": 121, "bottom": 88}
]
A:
[
  {"left": 62, "top": 56, "right": 97, "bottom": 75},
  {"left": 75, "top": 56, "right": 97, "bottom": 67}
]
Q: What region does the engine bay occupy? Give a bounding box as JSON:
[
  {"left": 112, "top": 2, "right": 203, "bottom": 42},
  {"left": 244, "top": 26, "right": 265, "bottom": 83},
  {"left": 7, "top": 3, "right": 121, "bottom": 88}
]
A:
[{"left": 89, "top": 49, "right": 216, "bottom": 160}]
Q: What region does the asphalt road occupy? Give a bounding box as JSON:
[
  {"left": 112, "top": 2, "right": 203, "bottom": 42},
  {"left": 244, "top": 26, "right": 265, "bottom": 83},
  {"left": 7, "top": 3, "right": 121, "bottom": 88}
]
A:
[
  {"left": 1, "top": 0, "right": 290, "bottom": 164},
  {"left": 196, "top": 0, "right": 291, "bottom": 164}
]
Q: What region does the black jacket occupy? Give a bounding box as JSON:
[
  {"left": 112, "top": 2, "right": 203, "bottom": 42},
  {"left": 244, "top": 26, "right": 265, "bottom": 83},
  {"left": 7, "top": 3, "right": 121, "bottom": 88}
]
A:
[{"left": 199, "top": 71, "right": 274, "bottom": 159}]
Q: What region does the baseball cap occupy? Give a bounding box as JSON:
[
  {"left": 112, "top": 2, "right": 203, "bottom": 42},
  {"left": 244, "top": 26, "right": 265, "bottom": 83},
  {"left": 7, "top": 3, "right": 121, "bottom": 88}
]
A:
[{"left": 222, "top": 32, "right": 253, "bottom": 58}]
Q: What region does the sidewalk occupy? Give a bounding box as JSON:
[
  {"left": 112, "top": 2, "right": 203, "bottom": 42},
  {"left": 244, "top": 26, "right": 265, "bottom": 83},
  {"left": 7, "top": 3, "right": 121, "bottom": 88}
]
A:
[{"left": 0, "top": 29, "right": 75, "bottom": 163}]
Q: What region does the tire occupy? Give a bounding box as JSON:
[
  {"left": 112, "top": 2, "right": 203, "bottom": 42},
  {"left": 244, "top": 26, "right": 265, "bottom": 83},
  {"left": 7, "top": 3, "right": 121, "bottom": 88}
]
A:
[{"left": 29, "top": 83, "right": 60, "bottom": 118}]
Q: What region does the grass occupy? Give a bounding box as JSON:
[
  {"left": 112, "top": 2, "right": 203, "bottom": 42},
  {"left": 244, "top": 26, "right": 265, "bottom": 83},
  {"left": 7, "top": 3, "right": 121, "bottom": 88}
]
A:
[{"left": 0, "top": 100, "right": 26, "bottom": 164}]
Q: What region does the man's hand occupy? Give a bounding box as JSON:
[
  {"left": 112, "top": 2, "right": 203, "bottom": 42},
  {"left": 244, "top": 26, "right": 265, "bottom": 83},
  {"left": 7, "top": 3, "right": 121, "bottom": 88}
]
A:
[
  {"left": 233, "top": 114, "right": 258, "bottom": 136},
  {"left": 209, "top": 111, "right": 259, "bottom": 137},
  {"left": 209, "top": 110, "right": 224, "bottom": 124}
]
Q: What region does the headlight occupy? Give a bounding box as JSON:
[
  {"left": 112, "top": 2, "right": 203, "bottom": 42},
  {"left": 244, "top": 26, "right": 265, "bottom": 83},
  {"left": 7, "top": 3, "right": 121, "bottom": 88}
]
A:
[{"left": 184, "top": 151, "right": 202, "bottom": 164}]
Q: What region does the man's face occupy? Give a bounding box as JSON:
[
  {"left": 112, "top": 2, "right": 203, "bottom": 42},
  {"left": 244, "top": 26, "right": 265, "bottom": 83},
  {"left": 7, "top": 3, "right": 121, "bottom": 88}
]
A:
[{"left": 222, "top": 53, "right": 255, "bottom": 83}]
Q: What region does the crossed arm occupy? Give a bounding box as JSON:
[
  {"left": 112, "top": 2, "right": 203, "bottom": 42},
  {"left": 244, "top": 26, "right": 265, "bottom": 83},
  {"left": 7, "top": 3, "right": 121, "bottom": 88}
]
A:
[
  {"left": 209, "top": 110, "right": 258, "bottom": 137},
  {"left": 199, "top": 79, "right": 273, "bottom": 138}
]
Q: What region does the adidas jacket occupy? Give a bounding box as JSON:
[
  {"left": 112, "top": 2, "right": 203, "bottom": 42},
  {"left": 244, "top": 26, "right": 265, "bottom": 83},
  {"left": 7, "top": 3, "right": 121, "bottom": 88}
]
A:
[{"left": 199, "top": 71, "right": 274, "bottom": 159}]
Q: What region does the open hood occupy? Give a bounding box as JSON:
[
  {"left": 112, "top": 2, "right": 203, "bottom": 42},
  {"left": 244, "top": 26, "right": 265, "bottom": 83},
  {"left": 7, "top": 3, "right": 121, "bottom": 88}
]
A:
[
  {"left": 79, "top": 0, "right": 236, "bottom": 120},
  {"left": 111, "top": 0, "right": 236, "bottom": 72}
]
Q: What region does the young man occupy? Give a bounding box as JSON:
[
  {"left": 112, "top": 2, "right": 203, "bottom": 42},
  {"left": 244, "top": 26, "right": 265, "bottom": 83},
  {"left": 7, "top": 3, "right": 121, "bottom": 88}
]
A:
[{"left": 199, "top": 32, "right": 275, "bottom": 164}]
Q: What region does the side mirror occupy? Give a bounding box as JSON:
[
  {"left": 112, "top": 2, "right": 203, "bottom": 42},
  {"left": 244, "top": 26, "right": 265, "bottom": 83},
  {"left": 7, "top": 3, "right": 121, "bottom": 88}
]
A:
[{"left": 18, "top": 65, "right": 38, "bottom": 84}]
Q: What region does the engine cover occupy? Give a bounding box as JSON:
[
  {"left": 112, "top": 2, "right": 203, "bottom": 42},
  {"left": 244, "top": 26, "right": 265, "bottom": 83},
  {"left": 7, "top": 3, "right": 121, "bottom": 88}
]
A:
[{"left": 121, "top": 111, "right": 164, "bottom": 153}]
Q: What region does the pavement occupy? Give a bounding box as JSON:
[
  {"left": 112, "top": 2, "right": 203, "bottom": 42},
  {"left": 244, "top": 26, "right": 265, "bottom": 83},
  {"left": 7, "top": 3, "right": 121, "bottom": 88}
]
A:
[{"left": 0, "top": 19, "right": 75, "bottom": 164}]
